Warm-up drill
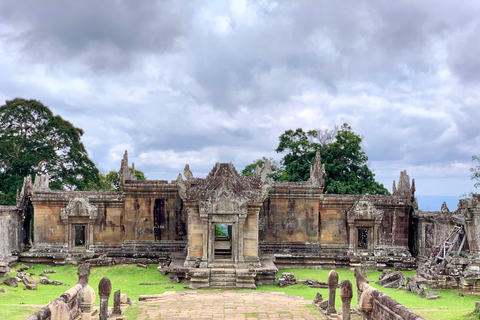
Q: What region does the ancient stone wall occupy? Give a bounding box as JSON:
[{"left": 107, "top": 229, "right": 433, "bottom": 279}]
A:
[
  {"left": 123, "top": 180, "right": 186, "bottom": 241},
  {"left": 259, "top": 183, "right": 322, "bottom": 243},
  {"left": 260, "top": 192, "right": 413, "bottom": 255},
  {"left": 31, "top": 191, "right": 125, "bottom": 247},
  {"left": 0, "top": 206, "right": 20, "bottom": 259}
]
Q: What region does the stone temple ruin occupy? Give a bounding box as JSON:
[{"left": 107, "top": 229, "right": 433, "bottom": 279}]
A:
[{"left": 1, "top": 150, "right": 480, "bottom": 292}]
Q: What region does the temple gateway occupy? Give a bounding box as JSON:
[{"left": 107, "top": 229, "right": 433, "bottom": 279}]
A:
[{"left": 2, "top": 150, "right": 480, "bottom": 290}]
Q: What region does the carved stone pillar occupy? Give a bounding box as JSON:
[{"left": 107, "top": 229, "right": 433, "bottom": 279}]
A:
[
  {"left": 184, "top": 202, "right": 204, "bottom": 267},
  {"left": 113, "top": 289, "right": 121, "bottom": 315},
  {"left": 238, "top": 214, "right": 246, "bottom": 265},
  {"left": 461, "top": 198, "right": 480, "bottom": 254},
  {"left": 339, "top": 279, "right": 353, "bottom": 320},
  {"left": 373, "top": 220, "right": 381, "bottom": 252},
  {"left": 327, "top": 269, "right": 338, "bottom": 315},
  {"left": 348, "top": 219, "right": 355, "bottom": 253},
  {"left": 206, "top": 218, "right": 213, "bottom": 265},
  {"left": 98, "top": 277, "right": 111, "bottom": 320}
]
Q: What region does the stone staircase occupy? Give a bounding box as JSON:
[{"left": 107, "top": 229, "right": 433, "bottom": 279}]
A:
[{"left": 210, "top": 268, "right": 236, "bottom": 289}]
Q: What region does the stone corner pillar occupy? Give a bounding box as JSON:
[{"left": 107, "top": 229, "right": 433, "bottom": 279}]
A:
[
  {"left": 327, "top": 269, "right": 339, "bottom": 315},
  {"left": 339, "top": 279, "right": 353, "bottom": 320},
  {"left": 113, "top": 289, "right": 122, "bottom": 315},
  {"left": 98, "top": 277, "right": 112, "bottom": 320}
]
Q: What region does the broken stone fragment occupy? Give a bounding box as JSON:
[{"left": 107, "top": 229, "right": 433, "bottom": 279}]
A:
[
  {"left": 0, "top": 262, "right": 10, "bottom": 277},
  {"left": 43, "top": 270, "right": 56, "bottom": 274},
  {"left": 426, "top": 291, "right": 439, "bottom": 300},
  {"left": 318, "top": 299, "right": 329, "bottom": 310},
  {"left": 25, "top": 284, "right": 37, "bottom": 290},
  {"left": 313, "top": 292, "right": 323, "bottom": 304},
  {"left": 375, "top": 271, "right": 406, "bottom": 288},
  {"left": 378, "top": 269, "right": 391, "bottom": 281},
  {"left": 4, "top": 277, "right": 18, "bottom": 287}
]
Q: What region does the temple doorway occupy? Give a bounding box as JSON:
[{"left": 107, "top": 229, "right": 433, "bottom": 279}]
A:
[
  {"left": 75, "top": 225, "right": 86, "bottom": 247},
  {"left": 214, "top": 224, "right": 232, "bottom": 260}
]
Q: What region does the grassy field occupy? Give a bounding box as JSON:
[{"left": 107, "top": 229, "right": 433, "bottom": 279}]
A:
[{"left": 0, "top": 264, "right": 478, "bottom": 320}]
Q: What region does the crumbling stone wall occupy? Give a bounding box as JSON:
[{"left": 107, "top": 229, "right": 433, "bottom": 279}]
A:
[
  {"left": 414, "top": 210, "right": 459, "bottom": 258},
  {"left": 0, "top": 206, "right": 20, "bottom": 259}
]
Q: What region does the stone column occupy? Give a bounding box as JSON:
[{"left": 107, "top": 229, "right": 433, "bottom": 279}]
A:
[
  {"left": 98, "top": 277, "right": 112, "bottom": 320},
  {"left": 113, "top": 289, "right": 121, "bottom": 315},
  {"left": 237, "top": 215, "right": 246, "bottom": 264},
  {"left": 327, "top": 269, "right": 338, "bottom": 314},
  {"left": 339, "top": 279, "right": 353, "bottom": 320},
  {"left": 348, "top": 219, "right": 355, "bottom": 253}
]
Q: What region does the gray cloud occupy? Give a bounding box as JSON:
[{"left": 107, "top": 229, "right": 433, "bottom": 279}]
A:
[
  {"left": 1, "top": 0, "right": 480, "bottom": 202},
  {"left": 0, "top": 0, "right": 194, "bottom": 71}
]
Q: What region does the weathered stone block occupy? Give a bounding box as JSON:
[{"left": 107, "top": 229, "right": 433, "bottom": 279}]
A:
[
  {"left": 426, "top": 291, "right": 439, "bottom": 300},
  {"left": 4, "top": 277, "right": 18, "bottom": 287}
]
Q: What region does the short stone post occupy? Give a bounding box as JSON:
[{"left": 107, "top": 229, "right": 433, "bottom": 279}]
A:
[
  {"left": 113, "top": 289, "right": 122, "bottom": 315},
  {"left": 327, "top": 269, "right": 338, "bottom": 314},
  {"left": 98, "top": 277, "right": 112, "bottom": 320},
  {"left": 340, "top": 279, "right": 353, "bottom": 320}
]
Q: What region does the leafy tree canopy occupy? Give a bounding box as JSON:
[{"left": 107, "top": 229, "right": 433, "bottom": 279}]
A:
[
  {"left": 240, "top": 157, "right": 285, "bottom": 181},
  {"left": 274, "top": 123, "right": 389, "bottom": 195},
  {"left": 470, "top": 155, "right": 480, "bottom": 191},
  {"left": 0, "top": 98, "right": 100, "bottom": 204},
  {"left": 87, "top": 168, "right": 146, "bottom": 191}
]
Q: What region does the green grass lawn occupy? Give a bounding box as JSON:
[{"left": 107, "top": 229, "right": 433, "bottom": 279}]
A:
[{"left": 1, "top": 264, "right": 478, "bottom": 320}]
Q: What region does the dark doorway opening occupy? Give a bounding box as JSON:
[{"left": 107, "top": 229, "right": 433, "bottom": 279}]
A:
[
  {"left": 357, "top": 228, "right": 368, "bottom": 249},
  {"left": 153, "top": 199, "right": 166, "bottom": 241},
  {"left": 75, "top": 225, "right": 86, "bottom": 246},
  {"left": 214, "top": 224, "right": 232, "bottom": 259},
  {"left": 22, "top": 198, "right": 34, "bottom": 249}
]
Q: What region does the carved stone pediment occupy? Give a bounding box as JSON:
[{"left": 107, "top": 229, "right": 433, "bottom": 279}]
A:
[
  {"left": 347, "top": 198, "right": 383, "bottom": 221},
  {"left": 177, "top": 162, "right": 272, "bottom": 214},
  {"left": 61, "top": 198, "right": 98, "bottom": 223}
]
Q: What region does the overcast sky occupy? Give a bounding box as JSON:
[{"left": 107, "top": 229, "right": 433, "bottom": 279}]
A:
[{"left": 1, "top": 1, "right": 479, "bottom": 210}]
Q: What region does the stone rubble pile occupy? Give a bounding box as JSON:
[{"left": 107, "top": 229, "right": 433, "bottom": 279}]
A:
[
  {"left": 0, "top": 262, "right": 9, "bottom": 277},
  {"left": 405, "top": 276, "right": 427, "bottom": 297}
]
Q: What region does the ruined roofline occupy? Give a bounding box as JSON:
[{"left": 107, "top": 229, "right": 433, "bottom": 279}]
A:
[
  {"left": 414, "top": 209, "right": 465, "bottom": 225},
  {"left": 31, "top": 190, "right": 123, "bottom": 196},
  {"left": 0, "top": 206, "right": 18, "bottom": 211},
  {"left": 322, "top": 193, "right": 414, "bottom": 201},
  {"left": 30, "top": 191, "right": 125, "bottom": 206}
]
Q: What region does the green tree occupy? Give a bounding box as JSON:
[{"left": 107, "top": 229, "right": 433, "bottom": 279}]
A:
[
  {"left": 241, "top": 157, "right": 285, "bottom": 181},
  {"left": 91, "top": 168, "right": 146, "bottom": 191},
  {"left": 0, "top": 98, "right": 100, "bottom": 205},
  {"left": 470, "top": 155, "right": 480, "bottom": 191},
  {"left": 276, "top": 124, "right": 389, "bottom": 195},
  {"left": 215, "top": 225, "right": 228, "bottom": 237}
]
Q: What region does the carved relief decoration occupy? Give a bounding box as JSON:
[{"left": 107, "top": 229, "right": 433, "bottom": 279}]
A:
[
  {"left": 177, "top": 162, "right": 272, "bottom": 215},
  {"left": 61, "top": 198, "right": 98, "bottom": 223},
  {"left": 347, "top": 197, "right": 384, "bottom": 221}
]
